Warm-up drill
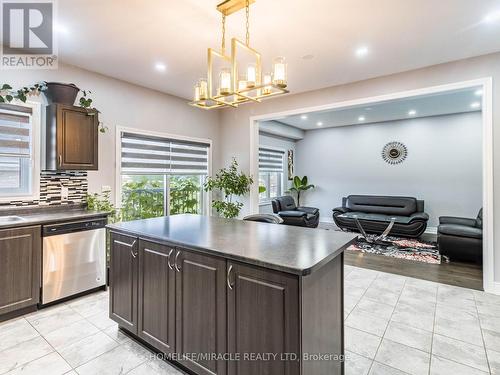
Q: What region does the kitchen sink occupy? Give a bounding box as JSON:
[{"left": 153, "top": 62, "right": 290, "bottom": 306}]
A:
[{"left": 0, "top": 216, "right": 27, "bottom": 224}]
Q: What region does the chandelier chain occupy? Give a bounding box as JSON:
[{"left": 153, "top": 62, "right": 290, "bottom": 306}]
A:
[
  {"left": 245, "top": 0, "right": 250, "bottom": 46},
  {"left": 221, "top": 13, "right": 226, "bottom": 54}
]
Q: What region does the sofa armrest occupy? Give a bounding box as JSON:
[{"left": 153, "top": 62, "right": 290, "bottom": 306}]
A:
[
  {"left": 278, "top": 210, "right": 307, "bottom": 218},
  {"left": 297, "top": 206, "right": 319, "bottom": 215},
  {"left": 409, "top": 212, "right": 429, "bottom": 222},
  {"left": 439, "top": 216, "right": 477, "bottom": 227},
  {"left": 332, "top": 207, "right": 349, "bottom": 215}
]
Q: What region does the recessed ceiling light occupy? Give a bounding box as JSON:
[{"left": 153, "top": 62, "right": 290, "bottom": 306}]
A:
[
  {"left": 471, "top": 102, "right": 481, "bottom": 109},
  {"left": 408, "top": 110, "right": 417, "bottom": 116},
  {"left": 301, "top": 115, "right": 308, "bottom": 120},
  {"left": 358, "top": 116, "right": 366, "bottom": 122},
  {"left": 316, "top": 121, "right": 323, "bottom": 127},
  {"left": 355, "top": 46, "right": 369, "bottom": 58},
  {"left": 475, "top": 89, "right": 483, "bottom": 96},
  {"left": 483, "top": 11, "right": 500, "bottom": 23},
  {"left": 155, "top": 62, "right": 167, "bottom": 72}
]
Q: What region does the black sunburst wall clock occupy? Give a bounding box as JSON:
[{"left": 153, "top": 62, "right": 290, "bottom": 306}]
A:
[{"left": 382, "top": 141, "right": 408, "bottom": 165}]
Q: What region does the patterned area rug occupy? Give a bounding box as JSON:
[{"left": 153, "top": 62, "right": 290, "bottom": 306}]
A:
[{"left": 347, "top": 234, "right": 445, "bottom": 264}]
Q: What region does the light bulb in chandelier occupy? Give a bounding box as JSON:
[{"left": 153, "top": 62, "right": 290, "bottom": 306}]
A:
[
  {"left": 246, "top": 63, "right": 257, "bottom": 88},
  {"left": 272, "top": 57, "right": 287, "bottom": 88},
  {"left": 219, "top": 68, "right": 232, "bottom": 95}
]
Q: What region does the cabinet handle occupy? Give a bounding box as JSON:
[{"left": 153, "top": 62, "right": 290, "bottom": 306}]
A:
[
  {"left": 114, "top": 239, "right": 137, "bottom": 248},
  {"left": 130, "top": 249, "right": 138, "bottom": 258},
  {"left": 227, "top": 265, "right": 234, "bottom": 290},
  {"left": 174, "top": 250, "right": 181, "bottom": 272},
  {"left": 58, "top": 154, "right": 62, "bottom": 167},
  {"left": 167, "top": 249, "right": 174, "bottom": 270}
]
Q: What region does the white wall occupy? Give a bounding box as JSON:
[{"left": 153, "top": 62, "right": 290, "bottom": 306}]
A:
[
  {"left": 294, "top": 112, "right": 482, "bottom": 227},
  {"left": 219, "top": 52, "right": 500, "bottom": 288},
  {"left": 2, "top": 63, "right": 221, "bottom": 203},
  {"left": 258, "top": 132, "right": 296, "bottom": 214}
]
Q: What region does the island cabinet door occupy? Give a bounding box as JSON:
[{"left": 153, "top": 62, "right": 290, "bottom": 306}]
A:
[
  {"left": 109, "top": 232, "right": 138, "bottom": 334},
  {"left": 137, "top": 240, "right": 176, "bottom": 355},
  {"left": 227, "top": 262, "right": 300, "bottom": 375},
  {"left": 175, "top": 248, "right": 227, "bottom": 375}
]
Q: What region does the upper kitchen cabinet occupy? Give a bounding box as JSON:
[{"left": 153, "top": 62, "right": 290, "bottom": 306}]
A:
[{"left": 45, "top": 104, "right": 99, "bottom": 170}]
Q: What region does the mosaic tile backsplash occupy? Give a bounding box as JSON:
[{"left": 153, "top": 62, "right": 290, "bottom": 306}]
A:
[{"left": 1, "top": 171, "right": 88, "bottom": 207}]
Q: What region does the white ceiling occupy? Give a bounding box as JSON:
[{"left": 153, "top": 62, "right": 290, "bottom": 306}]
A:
[
  {"left": 56, "top": 0, "right": 500, "bottom": 99},
  {"left": 267, "top": 87, "right": 483, "bottom": 130}
]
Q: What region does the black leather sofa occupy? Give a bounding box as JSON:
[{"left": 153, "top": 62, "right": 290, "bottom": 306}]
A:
[
  {"left": 437, "top": 209, "right": 483, "bottom": 264},
  {"left": 332, "top": 195, "right": 429, "bottom": 238},
  {"left": 271, "top": 196, "right": 320, "bottom": 228}
]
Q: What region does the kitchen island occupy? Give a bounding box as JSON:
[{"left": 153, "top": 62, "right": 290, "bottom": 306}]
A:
[{"left": 107, "top": 214, "right": 355, "bottom": 375}]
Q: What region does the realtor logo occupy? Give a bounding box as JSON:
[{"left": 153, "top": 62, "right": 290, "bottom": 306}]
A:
[{"left": 1, "top": 0, "right": 58, "bottom": 69}]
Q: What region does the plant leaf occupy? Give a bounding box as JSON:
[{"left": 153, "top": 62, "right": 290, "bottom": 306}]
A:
[{"left": 1, "top": 84, "right": 12, "bottom": 90}]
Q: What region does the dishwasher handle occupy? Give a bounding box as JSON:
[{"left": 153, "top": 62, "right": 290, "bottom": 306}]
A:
[{"left": 43, "top": 218, "right": 107, "bottom": 236}]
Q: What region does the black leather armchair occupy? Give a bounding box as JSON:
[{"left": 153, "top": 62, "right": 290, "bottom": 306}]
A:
[
  {"left": 438, "top": 209, "right": 483, "bottom": 264},
  {"left": 271, "top": 196, "right": 320, "bottom": 228}
]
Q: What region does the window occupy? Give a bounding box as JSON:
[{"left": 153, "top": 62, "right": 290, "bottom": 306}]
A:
[
  {"left": 0, "top": 105, "right": 39, "bottom": 200},
  {"left": 118, "top": 130, "right": 210, "bottom": 220},
  {"left": 259, "top": 147, "right": 285, "bottom": 203}
]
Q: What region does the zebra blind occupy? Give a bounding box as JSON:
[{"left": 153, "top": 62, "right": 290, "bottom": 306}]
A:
[
  {"left": 121, "top": 132, "right": 209, "bottom": 175},
  {"left": 259, "top": 147, "right": 285, "bottom": 172},
  {"left": 0, "top": 111, "right": 31, "bottom": 158}
]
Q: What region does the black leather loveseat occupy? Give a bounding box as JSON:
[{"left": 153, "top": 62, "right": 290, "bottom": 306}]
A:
[
  {"left": 332, "top": 195, "right": 429, "bottom": 238},
  {"left": 271, "top": 196, "right": 320, "bottom": 228}
]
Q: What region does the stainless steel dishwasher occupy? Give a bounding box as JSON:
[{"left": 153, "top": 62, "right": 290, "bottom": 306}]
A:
[{"left": 42, "top": 218, "right": 107, "bottom": 304}]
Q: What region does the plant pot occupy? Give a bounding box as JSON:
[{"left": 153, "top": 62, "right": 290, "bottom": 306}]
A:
[{"left": 44, "top": 82, "right": 80, "bottom": 105}]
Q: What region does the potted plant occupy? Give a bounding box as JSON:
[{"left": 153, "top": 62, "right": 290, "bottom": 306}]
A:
[
  {"left": 44, "top": 82, "right": 80, "bottom": 105},
  {"left": 204, "top": 159, "right": 253, "bottom": 219},
  {"left": 287, "top": 176, "right": 315, "bottom": 206}
]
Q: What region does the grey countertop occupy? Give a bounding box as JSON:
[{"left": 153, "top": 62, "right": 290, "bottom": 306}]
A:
[
  {"left": 0, "top": 206, "right": 110, "bottom": 229},
  {"left": 107, "top": 214, "right": 356, "bottom": 276}
]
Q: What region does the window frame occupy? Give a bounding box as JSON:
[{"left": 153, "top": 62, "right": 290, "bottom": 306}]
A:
[
  {"left": 258, "top": 146, "right": 286, "bottom": 205},
  {"left": 115, "top": 126, "right": 212, "bottom": 216},
  {"left": 0, "top": 101, "right": 41, "bottom": 203}
]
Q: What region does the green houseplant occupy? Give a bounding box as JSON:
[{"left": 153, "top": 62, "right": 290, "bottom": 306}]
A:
[
  {"left": 204, "top": 159, "right": 253, "bottom": 219},
  {"left": 287, "top": 176, "right": 315, "bottom": 206}
]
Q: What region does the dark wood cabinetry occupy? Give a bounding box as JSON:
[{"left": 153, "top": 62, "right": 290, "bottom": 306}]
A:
[
  {"left": 137, "top": 240, "right": 176, "bottom": 354},
  {"left": 108, "top": 226, "right": 345, "bottom": 375},
  {"left": 45, "top": 104, "right": 99, "bottom": 170},
  {"left": 175, "top": 249, "right": 227, "bottom": 375},
  {"left": 109, "top": 232, "right": 138, "bottom": 334},
  {"left": 227, "top": 262, "right": 300, "bottom": 375},
  {"left": 0, "top": 226, "right": 41, "bottom": 317}
]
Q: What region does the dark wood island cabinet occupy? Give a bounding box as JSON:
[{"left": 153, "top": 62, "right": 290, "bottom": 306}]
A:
[{"left": 107, "top": 214, "right": 355, "bottom": 375}]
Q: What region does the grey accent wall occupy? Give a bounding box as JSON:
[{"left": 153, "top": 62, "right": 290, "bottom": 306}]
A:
[
  {"left": 259, "top": 133, "right": 296, "bottom": 214},
  {"left": 219, "top": 52, "right": 500, "bottom": 286},
  {"left": 294, "top": 112, "right": 482, "bottom": 227}
]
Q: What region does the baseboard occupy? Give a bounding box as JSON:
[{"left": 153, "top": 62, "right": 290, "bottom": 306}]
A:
[
  {"left": 484, "top": 281, "right": 500, "bottom": 296},
  {"left": 425, "top": 226, "right": 437, "bottom": 234},
  {"left": 319, "top": 217, "right": 335, "bottom": 224}
]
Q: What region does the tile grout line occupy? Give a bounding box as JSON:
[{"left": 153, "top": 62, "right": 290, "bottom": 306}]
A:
[
  {"left": 427, "top": 281, "right": 439, "bottom": 374},
  {"left": 473, "top": 291, "right": 493, "bottom": 374},
  {"left": 365, "top": 273, "right": 406, "bottom": 374}
]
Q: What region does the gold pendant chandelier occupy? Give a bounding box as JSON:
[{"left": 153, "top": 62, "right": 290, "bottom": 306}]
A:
[{"left": 189, "top": 0, "right": 289, "bottom": 110}]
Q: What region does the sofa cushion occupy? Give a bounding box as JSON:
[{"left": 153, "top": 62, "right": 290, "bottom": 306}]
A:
[
  {"left": 276, "top": 196, "right": 297, "bottom": 211},
  {"left": 338, "top": 212, "right": 414, "bottom": 224},
  {"left": 438, "top": 224, "right": 483, "bottom": 239},
  {"left": 345, "top": 195, "right": 417, "bottom": 216},
  {"left": 278, "top": 210, "right": 307, "bottom": 218}
]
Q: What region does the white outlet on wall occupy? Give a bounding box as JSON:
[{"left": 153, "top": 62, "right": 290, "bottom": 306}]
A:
[{"left": 61, "top": 186, "right": 69, "bottom": 200}]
